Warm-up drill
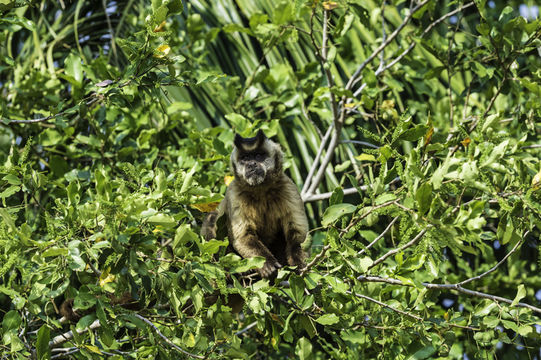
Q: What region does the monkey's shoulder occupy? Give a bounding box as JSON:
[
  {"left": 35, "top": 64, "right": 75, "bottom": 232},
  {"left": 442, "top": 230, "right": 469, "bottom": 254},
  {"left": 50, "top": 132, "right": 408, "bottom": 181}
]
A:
[{"left": 225, "top": 175, "right": 302, "bottom": 216}]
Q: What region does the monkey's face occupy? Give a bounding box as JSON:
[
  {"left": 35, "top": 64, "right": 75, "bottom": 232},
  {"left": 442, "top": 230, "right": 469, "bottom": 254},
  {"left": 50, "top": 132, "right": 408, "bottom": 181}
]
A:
[
  {"left": 231, "top": 131, "right": 283, "bottom": 186},
  {"left": 236, "top": 150, "right": 273, "bottom": 186}
]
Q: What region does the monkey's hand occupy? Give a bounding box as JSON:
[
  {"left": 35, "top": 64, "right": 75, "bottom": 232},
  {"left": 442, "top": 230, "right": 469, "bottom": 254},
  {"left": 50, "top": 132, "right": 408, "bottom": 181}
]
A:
[{"left": 259, "top": 259, "right": 282, "bottom": 278}]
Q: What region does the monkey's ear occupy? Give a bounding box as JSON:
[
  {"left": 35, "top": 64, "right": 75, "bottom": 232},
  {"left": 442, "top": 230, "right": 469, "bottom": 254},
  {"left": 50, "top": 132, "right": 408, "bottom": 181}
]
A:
[
  {"left": 234, "top": 133, "right": 243, "bottom": 149},
  {"left": 273, "top": 144, "right": 284, "bottom": 172},
  {"left": 255, "top": 129, "right": 267, "bottom": 148}
]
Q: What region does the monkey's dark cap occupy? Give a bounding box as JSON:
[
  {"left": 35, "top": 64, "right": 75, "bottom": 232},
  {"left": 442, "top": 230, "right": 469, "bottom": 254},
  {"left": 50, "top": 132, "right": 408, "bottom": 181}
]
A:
[{"left": 234, "top": 130, "right": 267, "bottom": 150}]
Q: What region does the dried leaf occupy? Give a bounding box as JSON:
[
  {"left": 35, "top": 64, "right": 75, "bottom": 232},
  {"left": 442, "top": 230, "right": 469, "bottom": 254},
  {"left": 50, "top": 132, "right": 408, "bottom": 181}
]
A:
[
  {"left": 224, "top": 175, "right": 234, "bottom": 186},
  {"left": 532, "top": 169, "right": 541, "bottom": 190},
  {"left": 423, "top": 126, "right": 434, "bottom": 147},
  {"left": 322, "top": 1, "right": 338, "bottom": 10},
  {"left": 190, "top": 201, "right": 220, "bottom": 213},
  {"left": 154, "top": 44, "right": 171, "bottom": 58},
  {"left": 153, "top": 20, "right": 166, "bottom": 32},
  {"left": 95, "top": 79, "right": 113, "bottom": 87}
]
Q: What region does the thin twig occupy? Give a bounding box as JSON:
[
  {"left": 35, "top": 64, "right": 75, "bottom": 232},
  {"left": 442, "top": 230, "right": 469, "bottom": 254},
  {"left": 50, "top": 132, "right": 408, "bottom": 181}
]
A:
[
  {"left": 134, "top": 314, "right": 205, "bottom": 359},
  {"left": 357, "top": 216, "right": 399, "bottom": 256},
  {"left": 300, "top": 244, "right": 331, "bottom": 276},
  {"left": 341, "top": 199, "right": 399, "bottom": 235},
  {"left": 3, "top": 97, "right": 99, "bottom": 124},
  {"left": 102, "top": 0, "right": 118, "bottom": 65},
  {"left": 352, "top": 2, "right": 475, "bottom": 98},
  {"left": 51, "top": 348, "right": 80, "bottom": 359},
  {"left": 346, "top": 0, "right": 430, "bottom": 91},
  {"left": 458, "top": 232, "right": 527, "bottom": 286},
  {"left": 367, "top": 227, "right": 430, "bottom": 270},
  {"left": 348, "top": 291, "right": 423, "bottom": 321},
  {"left": 234, "top": 321, "right": 257, "bottom": 336},
  {"left": 340, "top": 139, "right": 380, "bottom": 149}
]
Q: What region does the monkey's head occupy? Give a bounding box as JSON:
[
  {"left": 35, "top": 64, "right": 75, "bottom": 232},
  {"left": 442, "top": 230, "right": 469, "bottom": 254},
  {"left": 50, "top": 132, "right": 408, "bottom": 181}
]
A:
[{"left": 231, "top": 130, "right": 283, "bottom": 186}]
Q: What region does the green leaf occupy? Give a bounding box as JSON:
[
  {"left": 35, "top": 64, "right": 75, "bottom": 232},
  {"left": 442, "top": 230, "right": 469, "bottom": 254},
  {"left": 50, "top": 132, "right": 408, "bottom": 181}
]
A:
[
  {"left": 482, "top": 316, "right": 499, "bottom": 328},
  {"left": 295, "top": 337, "right": 313, "bottom": 360},
  {"left": 396, "top": 124, "right": 429, "bottom": 142},
  {"left": 315, "top": 313, "right": 339, "bottom": 325},
  {"left": 147, "top": 213, "right": 177, "bottom": 228},
  {"left": 2, "top": 310, "right": 21, "bottom": 331},
  {"left": 36, "top": 325, "right": 51, "bottom": 360},
  {"left": 415, "top": 182, "right": 432, "bottom": 216},
  {"left": 42, "top": 247, "right": 69, "bottom": 257},
  {"left": 406, "top": 346, "right": 436, "bottom": 360},
  {"left": 0, "top": 185, "right": 20, "bottom": 198},
  {"left": 511, "top": 284, "right": 526, "bottom": 306},
  {"left": 198, "top": 239, "right": 228, "bottom": 255},
  {"left": 64, "top": 53, "right": 83, "bottom": 87},
  {"left": 39, "top": 128, "right": 64, "bottom": 146},
  {"left": 322, "top": 203, "right": 356, "bottom": 226},
  {"left": 3, "top": 174, "right": 21, "bottom": 185}
]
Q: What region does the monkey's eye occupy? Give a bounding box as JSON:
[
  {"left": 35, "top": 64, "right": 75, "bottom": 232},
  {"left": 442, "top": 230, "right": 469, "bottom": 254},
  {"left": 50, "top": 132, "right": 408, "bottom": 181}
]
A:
[{"left": 255, "top": 153, "right": 265, "bottom": 161}]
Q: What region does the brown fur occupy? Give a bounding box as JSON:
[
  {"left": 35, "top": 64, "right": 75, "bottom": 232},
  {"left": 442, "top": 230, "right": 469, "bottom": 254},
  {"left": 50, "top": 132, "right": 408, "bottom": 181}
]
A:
[{"left": 202, "top": 131, "right": 309, "bottom": 277}]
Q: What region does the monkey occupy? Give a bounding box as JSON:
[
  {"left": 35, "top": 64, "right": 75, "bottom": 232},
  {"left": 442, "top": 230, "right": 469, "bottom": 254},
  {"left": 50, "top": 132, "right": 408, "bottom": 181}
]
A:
[{"left": 202, "top": 130, "right": 309, "bottom": 278}]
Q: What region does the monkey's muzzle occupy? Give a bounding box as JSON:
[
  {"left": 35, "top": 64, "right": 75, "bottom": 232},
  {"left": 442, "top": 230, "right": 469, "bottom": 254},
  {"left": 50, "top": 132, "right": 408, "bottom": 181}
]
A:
[{"left": 244, "top": 163, "right": 266, "bottom": 185}]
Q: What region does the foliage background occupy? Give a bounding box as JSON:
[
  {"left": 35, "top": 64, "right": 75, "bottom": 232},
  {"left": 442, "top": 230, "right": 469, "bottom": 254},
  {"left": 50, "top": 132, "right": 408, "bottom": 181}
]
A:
[{"left": 0, "top": 0, "right": 540, "bottom": 358}]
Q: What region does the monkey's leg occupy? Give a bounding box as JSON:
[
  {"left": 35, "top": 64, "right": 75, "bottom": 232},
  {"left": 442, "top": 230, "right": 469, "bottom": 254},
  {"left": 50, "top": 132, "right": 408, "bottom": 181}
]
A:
[
  {"left": 284, "top": 220, "right": 308, "bottom": 267},
  {"left": 231, "top": 226, "right": 282, "bottom": 278}
]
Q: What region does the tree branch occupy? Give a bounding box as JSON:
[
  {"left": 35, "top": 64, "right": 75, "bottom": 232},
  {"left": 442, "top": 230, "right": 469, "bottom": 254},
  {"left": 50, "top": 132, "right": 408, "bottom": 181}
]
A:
[
  {"left": 134, "top": 314, "right": 205, "bottom": 359},
  {"left": 303, "top": 186, "right": 363, "bottom": 203},
  {"left": 367, "top": 227, "right": 430, "bottom": 270},
  {"left": 458, "top": 232, "right": 527, "bottom": 286},
  {"left": 356, "top": 276, "right": 541, "bottom": 315},
  {"left": 300, "top": 244, "right": 331, "bottom": 276},
  {"left": 301, "top": 125, "right": 334, "bottom": 196},
  {"left": 234, "top": 321, "right": 257, "bottom": 336},
  {"left": 49, "top": 319, "right": 101, "bottom": 347}
]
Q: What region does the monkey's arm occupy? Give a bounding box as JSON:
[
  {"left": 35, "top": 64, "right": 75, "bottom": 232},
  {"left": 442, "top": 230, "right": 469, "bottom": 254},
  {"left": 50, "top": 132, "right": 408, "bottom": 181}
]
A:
[
  {"left": 282, "top": 184, "right": 309, "bottom": 267},
  {"left": 230, "top": 220, "right": 282, "bottom": 278}
]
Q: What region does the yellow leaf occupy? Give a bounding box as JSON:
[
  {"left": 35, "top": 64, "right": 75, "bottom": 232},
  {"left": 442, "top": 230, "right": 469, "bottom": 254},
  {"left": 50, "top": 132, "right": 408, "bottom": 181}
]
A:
[
  {"left": 532, "top": 169, "right": 541, "bottom": 190},
  {"left": 190, "top": 201, "right": 220, "bottom": 213},
  {"left": 186, "top": 332, "right": 196, "bottom": 347},
  {"left": 153, "top": 226, "right": 164, "bottom": 234},
  {"left": 85, "top": 345, "right": 103, "bottom": 355},
  {"left": 154, "top": 44, "right": 170, "bottom": 58},
  {"left": 153, "top": 20, "right": 166, "bottom": 32},
  {"left": 99, "top": 268, "right": 115, "bottom": 287},
  {"left": 224, "top": 175, "right": 234, "bottom": 186},
  {"left": 381, "top": 99, "right": 395, "bottom": 110},
  {"left": 322, "top": 1, "right": 338, "bottom": 10},
  {"left": 355, "top": 153, "right": 376, "bottom": 162},
  {"left": 423, "top": 126, "right": 434, "bottom": 147},
  {"left": 461, "top": 137, "right": 471, "bottom": 148}
]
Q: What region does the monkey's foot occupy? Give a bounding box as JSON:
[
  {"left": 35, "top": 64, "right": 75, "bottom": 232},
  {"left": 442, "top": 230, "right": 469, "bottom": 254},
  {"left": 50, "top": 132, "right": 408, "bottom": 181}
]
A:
[{"left": 259, "top": 259, "right": 282, "bottom": 278}]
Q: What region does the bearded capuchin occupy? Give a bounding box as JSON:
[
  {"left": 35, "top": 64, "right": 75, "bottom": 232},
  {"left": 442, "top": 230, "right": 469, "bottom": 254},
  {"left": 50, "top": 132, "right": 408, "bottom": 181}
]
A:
[{"left": 202, "top": 130, "right": 309, "bottom": 277}]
